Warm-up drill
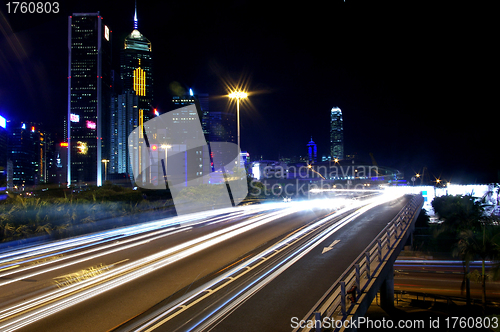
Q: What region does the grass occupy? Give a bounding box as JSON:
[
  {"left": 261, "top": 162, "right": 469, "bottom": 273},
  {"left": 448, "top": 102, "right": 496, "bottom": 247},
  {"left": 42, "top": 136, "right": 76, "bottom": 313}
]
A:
[{"left": 0, "top": 185, "right": 174, "bottom": 244}]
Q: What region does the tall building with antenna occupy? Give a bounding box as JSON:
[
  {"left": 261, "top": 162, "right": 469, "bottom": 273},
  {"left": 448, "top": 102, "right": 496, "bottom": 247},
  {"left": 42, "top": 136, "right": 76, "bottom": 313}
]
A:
[{"left": 110, "top": 3, "right": 154, "bottom": 180}]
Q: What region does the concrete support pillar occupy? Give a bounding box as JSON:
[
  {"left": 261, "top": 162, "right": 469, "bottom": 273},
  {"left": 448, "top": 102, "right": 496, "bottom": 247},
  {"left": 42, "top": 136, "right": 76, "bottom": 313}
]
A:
[{"left": 380, "top": 266, "right": 394, "bottom": 311}]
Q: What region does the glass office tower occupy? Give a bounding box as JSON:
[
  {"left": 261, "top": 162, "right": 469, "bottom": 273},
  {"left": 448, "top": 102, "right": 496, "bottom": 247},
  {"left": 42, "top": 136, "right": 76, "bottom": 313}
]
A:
[{"left": 67, "top": 13, "right": 112, "bottom": 186}]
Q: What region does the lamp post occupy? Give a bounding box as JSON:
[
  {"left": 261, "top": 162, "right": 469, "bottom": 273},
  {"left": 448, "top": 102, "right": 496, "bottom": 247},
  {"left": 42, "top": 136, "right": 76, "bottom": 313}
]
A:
[
  {"left": 228, "top": 91, "right": 248, "bottom": 152},
  {"left": 102, "top": 159, "right": 109, "bottom": 183}
]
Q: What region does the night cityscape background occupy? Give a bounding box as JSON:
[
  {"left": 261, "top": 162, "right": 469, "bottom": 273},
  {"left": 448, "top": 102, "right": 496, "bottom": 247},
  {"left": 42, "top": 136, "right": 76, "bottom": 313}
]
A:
[
  {"left": 0, "top": 1, "right": 497, "bottom": 185},
  {"left": 1, "top": 2, "right": 500, "bottom": 331}
]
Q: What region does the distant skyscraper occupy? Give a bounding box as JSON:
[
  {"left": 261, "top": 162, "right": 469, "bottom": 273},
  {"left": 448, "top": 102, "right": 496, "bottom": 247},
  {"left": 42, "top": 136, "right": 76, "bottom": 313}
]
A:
[
  {"left": 330, "top": 107, "right": 344, "bottom": 160},
  {"left": 307, "top": 137, "right": 317, "bottom": 164},
  {"left": 196, "top": 91, "right": 210, "bottom": 138},
  {"left": 67, "top": 13, "right": 112, "bottom": 186},
  {"left": 208, "top": 112, "right": 236, "bottom": 143}
]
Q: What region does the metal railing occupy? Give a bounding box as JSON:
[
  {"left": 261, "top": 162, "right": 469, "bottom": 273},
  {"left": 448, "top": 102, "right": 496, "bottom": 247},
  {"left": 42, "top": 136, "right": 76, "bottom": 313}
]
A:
[{"left": 294, "top": 194, "right": 424, "bottom": 332}]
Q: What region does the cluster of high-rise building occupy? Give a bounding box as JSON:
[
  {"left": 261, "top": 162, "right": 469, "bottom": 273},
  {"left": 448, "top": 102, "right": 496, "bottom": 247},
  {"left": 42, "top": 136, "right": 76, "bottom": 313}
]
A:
[
  {"left": 0, "top": 6, "right": 346, "bottom": 191},
  {"left": 305, "top": 107, "right": 344, "bottom": 164},
  {"left": 66, "top": 8, "right": 238, "bottom": 187},
  {"left": 0, "top": 6, "right": 239, "bottom": 190},
  {"left": 0, "top": 118, "right": 63, "bottom": 190}
]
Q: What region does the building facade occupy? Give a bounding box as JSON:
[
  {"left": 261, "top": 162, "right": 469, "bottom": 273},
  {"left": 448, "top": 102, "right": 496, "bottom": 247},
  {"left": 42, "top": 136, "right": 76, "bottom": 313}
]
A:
[
  {"left": 330, "top": 107, "right": 344, "bottom": 160},
  {"left": 67, "top": 13, "right": 112, "bottom": 186}
]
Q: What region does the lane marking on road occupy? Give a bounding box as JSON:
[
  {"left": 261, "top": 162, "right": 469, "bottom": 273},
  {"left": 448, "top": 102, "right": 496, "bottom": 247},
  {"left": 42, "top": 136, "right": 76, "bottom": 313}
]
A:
[
  {"left": 0, "top": 265, "right": 19, "bottom": 273},
  {"left": 321, "top": 240, "right": 340, "bottom": 254}
]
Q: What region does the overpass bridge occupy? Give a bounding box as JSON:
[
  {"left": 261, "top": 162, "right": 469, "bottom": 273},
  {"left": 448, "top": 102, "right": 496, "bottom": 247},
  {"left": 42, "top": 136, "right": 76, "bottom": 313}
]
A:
[{"left": 293, "top": 194, "right": 424, "bottom": 332}]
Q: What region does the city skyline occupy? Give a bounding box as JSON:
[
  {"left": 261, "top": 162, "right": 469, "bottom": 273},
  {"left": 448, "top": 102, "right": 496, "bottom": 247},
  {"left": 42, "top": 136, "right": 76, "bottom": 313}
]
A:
[{"left": 0, "top": 1, "right": 497, "bottom": 184}]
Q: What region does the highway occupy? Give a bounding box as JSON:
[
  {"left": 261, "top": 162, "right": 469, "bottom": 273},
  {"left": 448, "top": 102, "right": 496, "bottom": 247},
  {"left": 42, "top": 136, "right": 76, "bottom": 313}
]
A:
[
  {"left": 394, "top": 260, "right": 500, "bottom": 301},
  {"left": 0, "top": 192, "right": 408, "bottom": 332}
]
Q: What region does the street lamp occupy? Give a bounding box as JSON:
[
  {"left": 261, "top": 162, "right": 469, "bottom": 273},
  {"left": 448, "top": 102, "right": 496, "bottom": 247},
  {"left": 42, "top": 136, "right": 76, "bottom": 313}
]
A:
[
  {"left": 101, "top": 159, "right": 109, "bottom": 183},
  {"left": 228, "top": 90, "right": 248, "bottom": 151},
  {"left": 160, "top": 144, "right": 171, "bottom": 182}
]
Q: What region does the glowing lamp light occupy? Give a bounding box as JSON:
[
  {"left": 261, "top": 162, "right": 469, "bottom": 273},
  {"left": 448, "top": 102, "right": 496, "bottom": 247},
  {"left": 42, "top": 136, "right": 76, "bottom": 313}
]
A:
[
  {"left": 0, "top": 115, "right": 6, "bottom": 129},
  {"left": 154, "top": 109, "right": 159, "bottom": 117},
  {"left": 228, "top": 91, "right": 248, "bottom": 99},
  {"left": 151, "top": 144, "right": 158, "bottom": 151},
  {"left": 60, "top": 142, "right": 68, "bottom": 147}
]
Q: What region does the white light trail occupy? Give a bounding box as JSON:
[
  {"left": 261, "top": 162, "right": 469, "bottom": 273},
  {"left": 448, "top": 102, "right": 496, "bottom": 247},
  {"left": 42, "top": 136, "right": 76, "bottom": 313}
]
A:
[
  {"left": 0, "top": 203, "right": 284, "bottom": 280},
  {"left": 0, "top": 204, "right": 303, "bottom": 331}
]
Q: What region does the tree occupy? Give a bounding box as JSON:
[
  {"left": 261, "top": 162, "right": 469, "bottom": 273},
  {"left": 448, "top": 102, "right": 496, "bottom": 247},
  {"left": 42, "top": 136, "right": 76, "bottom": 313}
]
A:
[
  {"left": 433, "top": 194, "right": 487, "bottom": 306},
  {"left": 454, "top": 225, "right": 500, "bottom": 313},
  {"left": 432, "top": 194, "right": 485, "bottom": 233}
]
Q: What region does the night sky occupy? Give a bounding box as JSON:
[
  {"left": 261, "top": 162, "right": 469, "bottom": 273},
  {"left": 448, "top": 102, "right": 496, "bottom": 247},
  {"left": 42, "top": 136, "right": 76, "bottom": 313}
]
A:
[{"left": 0, "top": 1, "right": 497, "bottom": 184}]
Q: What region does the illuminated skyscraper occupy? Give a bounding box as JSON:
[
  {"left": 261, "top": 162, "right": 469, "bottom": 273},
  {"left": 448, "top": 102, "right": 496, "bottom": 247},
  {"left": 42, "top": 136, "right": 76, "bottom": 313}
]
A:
[
  {"left": 67, "top": 13, "right": 112, "bottom": 186},
  {"left": 307, "top": 137, "right": 317, "bottom": 164},
  {"left": 111, "top": 5, "right": 153, "bottom": 181},
  {"left": 330, "top": 107, "right": 344, "bottom": 160}
]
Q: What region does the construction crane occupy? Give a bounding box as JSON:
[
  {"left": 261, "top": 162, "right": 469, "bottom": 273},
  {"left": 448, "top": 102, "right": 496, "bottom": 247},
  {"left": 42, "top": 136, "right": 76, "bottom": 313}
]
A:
[{"left": 369, "top": 153, "right": 381, "bottom": 176}]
